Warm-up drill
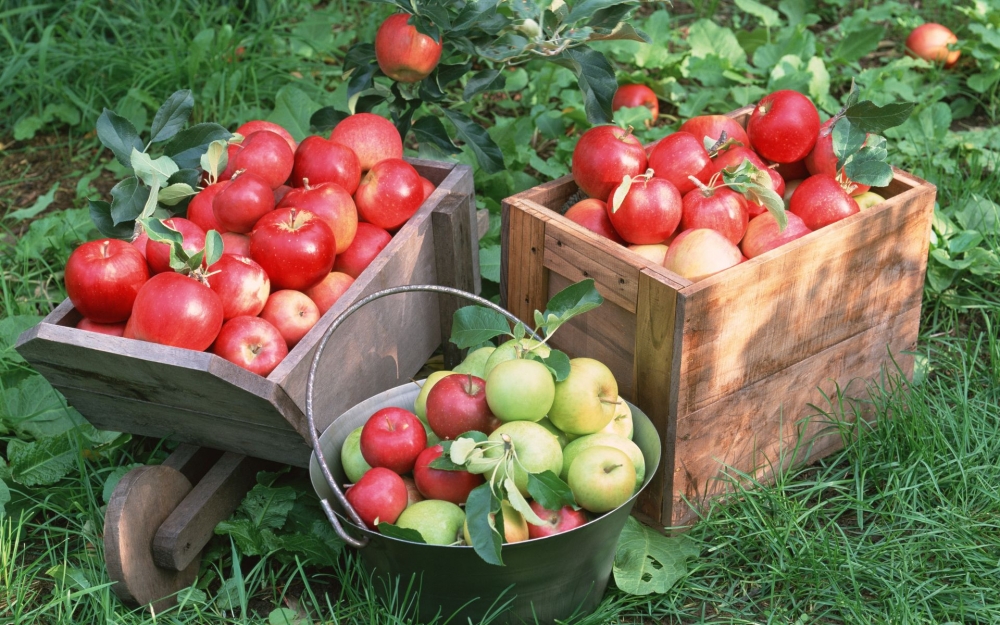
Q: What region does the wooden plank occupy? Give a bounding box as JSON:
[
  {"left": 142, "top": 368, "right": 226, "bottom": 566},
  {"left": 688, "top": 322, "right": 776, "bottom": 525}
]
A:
[
  {"left": 632, "top": 271, "right": 682, "bottom": 527},
  {"left": 153, "top": 453, "right": 270, "bottom": 572},
  {"left": 504, "top": 174, "right": 580, "bottom": 210},
  {"left": 432, "top": 192, "right": 477, "bottom": 368},
  {"left": 501, "top": 197, "right": 548, "bottom": 325},
  {"left": 161, "top": 445, "right": 223, "bottom": 484},
  {"left": 669, "top": 304, "right": 920, "bottom": 527},
  {"left": 675, "top": 179, "right": 935, "bottom": 416}
]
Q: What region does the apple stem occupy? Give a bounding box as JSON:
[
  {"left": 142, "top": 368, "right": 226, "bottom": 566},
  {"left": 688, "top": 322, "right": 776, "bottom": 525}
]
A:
[
  {"left": 620, "top": 125, "right": 635, "bottom": 141},
  {"left": 604, "top": 464, "right": 623, "bottom": 474},
  {"left": 302, "top": 177, "right": 312, "bottom": 190},
  {"left": 689, "top": 175, "right": 715, "bottom": 197}
]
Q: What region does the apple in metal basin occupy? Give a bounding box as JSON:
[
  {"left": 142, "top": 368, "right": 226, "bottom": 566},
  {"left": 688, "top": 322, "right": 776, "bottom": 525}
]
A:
[
  {"left": 359, "top": 407, "right": 427, "bottom": 475},
  {"left": 527, "top": 501, "right": 589, "bottom": 539},
  {"left": 413, "top": 444, "right": 484, "bottom": 505},
  {"left": 426, "top": 374, "right": 495, "bottom": 440},
  {"left": 344, "top": 467, "right": 408, "bottom": 530},
  {"left": 567, "top": 446, "right": 636, "bottom": 513},
  {"left": 547, "top": 357, "right": 619, "bottom": 436}
]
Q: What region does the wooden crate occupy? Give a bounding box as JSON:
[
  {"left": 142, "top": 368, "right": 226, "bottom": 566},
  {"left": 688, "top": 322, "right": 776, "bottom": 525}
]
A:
[
  {"left": 501, "top": 107, "right": 936, "bottom": 528},
  {"left": 17, "top": 159, "right": 481, "bottom": 469}
]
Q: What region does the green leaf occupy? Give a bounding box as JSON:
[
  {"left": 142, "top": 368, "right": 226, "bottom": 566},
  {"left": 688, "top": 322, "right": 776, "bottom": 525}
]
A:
[
  {"left": 412, "top": 116, "right": 460, "bottom": 155},
  {"left": 464, "top": 69, "right": 507, "bottom": 101},
  {"left": 0, "top": 478, "right": 9, "bottom": 519},
  {"left": 7, "top": 435, "right": 77, "bottom": 487},
  {"left": 102, "top": 463, "right": 143, "bottom": 503},
  {"left": 735, "top": 0, "right": 780, "bottom": 27},
  {"left": 162, "top": 123, "right": 232, "bottom": 170},
  {"left": 613, "top": 517, "right": 699, "bottom": 595},
  {"left": 378, "top": 522, "right": 427, "bottom": 543},
  {"left": 2, "top": 376, "right": 85, "bottom": 440},
  {"left": 200, "top": 140, "right": 229, "bottom": 183},
  {"left": 479, "top": 244, "right": 501, "bottom": 283},
  {"left": 0, "top": 316, "right": 41, "bottom": 366},
  {"left": 241, "top": 483, "right": 296, "bottom": 530},
  {"left": 503, "top": 477, "right": 547, "bottom": 525},
  {"left": 204, "top": 230, "right": 224, "bottom": 267},
  {"left": 540, "top": 349, "right": 572, "bottom": 382},
  {"left": 956, "top": 194, "right": 1000, "bottom": 232},
  {"left": 109, "top": 177, "right": 150, "bottom": 225},
  {"left": 442, "top": 109, "right": 505, "bottom": 174},
  {"left": 89, "top": 200, "right": 135, "bottom": 239},
  {"left": 843, "top": 136, "right": 893, "bottom": 187},
  {"left": 833, "top": 26, "right": 884, "bottom": 63},
  {"left": 450, "top": 437, "right": 479, "bottom": 465},
  {"left": 451, "top": 305, "right": 512, "bottom": 349},
  {"left": 268, "top": 607, "right": 303, "bottom": 625},
  {"left": 949, "top": 230, "right": 985, "bottom": 255},
  {"left": 267, "top": 85, "right": 321, "bottom": 143},
  {"left": 526, "top": 470, "right": 576, "bottom": 510},
  {"left": 13, "top": 116, "right": 44, "bottom": 141},
  {"left": 429, "top": 455, "right": 466, "bottom": 471},
  {"left": 149, "top": 90, "right": 194, "bottom": 144},
  {"left": 688, "top": 19, "right": 747, "bottom": 66},
  {"left": 832, "top": 117, "right": 867, "bottom": 171},
  {"left": 96, "top": 108, "right": 144, "bottom": 168},
  {"left": 844, "top": 101, "right": 915, "bottom": 134},
  {"left": 131, "top": 150, "right": 179, "bottom": 188},
  {"left": 310, "top": 107, "right": 349, "bottom": 133},
  {"left": 6, "top": 182, "right": 59, "bottom": 221},
  {"left": 552, "top": 46, "right": 618, "bottom": 125},
  {"left": 721, "top": 159, "right": 787, "bottom": 230},
  {"left": 465, "top": 483, "right": 503, "bottom": 565},
  {"left": 540, "top": 278, "right": 604, "bottom": 336},
  {"left": 566, "top": 0, "right": 633, "bottom": 23}
]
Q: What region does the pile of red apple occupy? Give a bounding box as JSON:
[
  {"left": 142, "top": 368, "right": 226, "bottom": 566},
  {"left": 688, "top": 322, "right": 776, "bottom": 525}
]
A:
[
  {"left": 340, "top": 339, "right": 643, "bottom": 546},
  {"left": 568, "top": 88, "right": 887, "bottom": 282},
  {"left": 65, "top": 113, "right": 437, "bottom": 377}
]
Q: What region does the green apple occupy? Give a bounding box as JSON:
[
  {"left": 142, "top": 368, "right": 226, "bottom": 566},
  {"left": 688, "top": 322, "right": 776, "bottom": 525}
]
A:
[
  {"left": 423, "top": 420, "right": 441, "bottom": 447},
  {"left": 548, "top": 358, "right": 618, "bottom": 435},
  {"left": 537, "top": 417, "right": 569, "bottom": 448},
  {"left": 395, "top": 499, "right": 465, "bottom": 545},
  {"left": 482, "top": 338, "right": 551, "bottom": 379},
  {"left": 463, "top": 501, "right": 529, "bottom": 545},
  {"left": 485, "top": 359, "right": 555, "bottom": 423},
  {"left": 567, "top": 446, "right": 636, "bottom": 513},
  {"left": 453, "top": 346, "right": 496, "bottom": 377},
  {"left": 600, "top": 398, "right": 633, "bottom": 440},
  {"left": 854, "top": 191, "right": 885, "bottom": 211},
  {"left": 485, "top": 421, "right": 563, "bottom": 496},
  {"left": 561, "top": 432, "right": 644, "bottom": 490},
  {"left": 414, "top": 370, "right": 457, "bottom": 421},
  {"left": 341, "top": 426, "right": 372, "bottom": 484}
]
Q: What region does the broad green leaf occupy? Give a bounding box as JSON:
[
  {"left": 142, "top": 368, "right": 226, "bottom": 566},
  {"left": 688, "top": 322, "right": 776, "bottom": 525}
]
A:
[
  {"left": 7, "top": 435, "right": 77, "bottom": 487},
  {"left": 110, "top": 177, "right": 150, "bottom": 225},
  {"left": 613, "top": 517, "right": 699, "bottom": 594},
  {"left": 442, "top": 109, "right": 505, "bottom": 174},
  {"left": 428, "top": 455, "right": 466, "bottom": 471},
  {"left": 832, "top": 117, "right": 867, "bottom": 170},
  {"left": 268, "top": 607, "right": 302, "bottom": 625},
  {"left": 240, "top": 483, "right": 296, "bottom": 530},
  {"left": 844, "top": 101, "right": 915, "bottom": 134},
  {"left": 47, "top": 565, "right": 96, "bottom": 592},
  {"left": 13, "top": 115, "right": 44, "bottom": 141},
  {"left": 746, "top": 183, "right": 787, "bottom": 230},
  {"left": 589, "top": 22, "right": 649, "bottom": 43},
  {"left": 504, "top": 477, "right": 547, "bottom": 526},
  {"left": 688, "top": 19, "right": 746, "bottom": 66},
  {"left": 141, "top": 218, "right": 184, "bottom": 247},
  {"left": 267, "top": 85, "right": 321, "bottom": 143},
  {"left": 157, "top": 183, "right": 197, "bottom": 206},
  {"left": 465, "top": 483, "right": 503, "bottom": 565},
  {"left": 200, "top": 139, "right": 229, "bottom": 182},
  {"left": 458, "top": 430, "right": 489, "bottom": 444},
  {"left": 0, "top": 316, "right": 42, "bottom": 365},
  {"left": 833, "top": 26, "right": 884, "bottom": 63},
  {"left": 96, "top": 109, "right": 144, "bottom": 168},
  {"left": 930, "top": 248, "right": 974, "bottom": 270},
  {"left": 949, "top": 230, "right": 985, "bottom": 255},
  {"left": 843, "top": 136, "right": 893, "bottom": 187},
  {"left": 540, "top": 278, "right": 604, "bottom": 335},
  {"left": 131, "top": 149, "right": 179, "bottom": 188},
  {"left": 412, "top": 116, "right": 460, "bottom": 155},
  {"left": 89, "top": 200, "right": 135, "bottom": 239},
  {"left": 464, "top": 69, "right": 507, "bottom": 101},
  {"left": 566, "top": 0, "right": 633, "bottom": 23},
  {"left": 450, "top": 437, "right": 478, "bottom": 465},
  {"left": 1, "top": 376, "right": 85, "bottom": 440},
  {"left": 735, "top": 0, "right": 780, "bottom": 27},
  {"left": 162, "top": 123, "right": 232, "bottom": 170},
  {"left": 310, "top": 107, "right": 349, "bottom": 133},
  {"left": 956, "top": 194, "right": 1000, "bottom": 232},
  {"left": 552, "top": 46, "right": 618, "bottom": 125},
  {"left": 149, "top": 89, "right": 194, "bottom": 144},
  {"left": 6, "top": 182, "right": 59, "bottom": 221},
  {"left": 541, "top": 349, "right": 572, "bottom": 381},
  {"left": 466, "top": 451, "right": 502, "bottom": 475},
  {"left": 526, "top": 470, "right": 576, "bottom": 510},
  {"left": 204, "top": 230, "right": 224, "bottom": 267},
  {"left": 479, "top": 244, "right": 501, "bottom": 283},
  {"left": 451, "top": 306, "right": 511, "bottom": 349},
  {"left": 378, "top": 522, "right": 427, "bottom": 543},
  {"left": 102, "top": 463, "right": 143, "bottom": 503},
  {"left": 0, "top": 478, "right": 9, "bottom": 518}
]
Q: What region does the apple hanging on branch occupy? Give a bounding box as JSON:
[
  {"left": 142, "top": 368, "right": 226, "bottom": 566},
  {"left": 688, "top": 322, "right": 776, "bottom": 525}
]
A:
[{"left": 310, "top": 0, "right": 650, "bottom": 174}]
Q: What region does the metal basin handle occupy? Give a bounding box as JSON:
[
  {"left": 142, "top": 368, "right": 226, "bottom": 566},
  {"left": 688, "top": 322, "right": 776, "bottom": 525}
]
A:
[{"left": 306, "top": 284, "right": 541, "bottom": 549}]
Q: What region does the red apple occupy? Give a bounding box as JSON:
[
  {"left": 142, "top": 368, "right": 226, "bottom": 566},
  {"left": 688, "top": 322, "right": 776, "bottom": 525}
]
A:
[
  {"left": 606, "top": 175, "right": 682, "bottom": 245},
  {"left": 277, "top": 182, "right": 358, "bottom": 253},
  {"left": 273, "top": 184, "right": 293, "bottom": 204},
  {"left": 186, "top": 183, "right": 228, "bottom": 234},
  {"left": 213, "top": 172, "right": 275, "bottom": 234},
  {"left": 804, "top": 118, "right": 871, "bottom": 195},
  {"left": 662, "top": 228, "right": 742, "bottom": 282},
  {"left": 401, "top": 476, "right": 424, "bottom": 506},
  {"left": 746, "top": 90, "right": 821, "bottom": 163},
  {"left": 374, "top": 13, "right": 443, "bottom": 83},
  {"left": 648, "top": 132, "right": 714, "bottom": 196},
  {"left": 354, "top": 158, "right": 424, "bottom": 231},
  {"left": 572, "top": 126, "right": 647, "bottom": 201},
  {"left": 126, "top": 272, "right": 224, "bottom": 351},
  {"left": 527, "top": 501, "right": 589, "bottom": 539},
  {"left": 65, "top": 239, "right": 149, "bottom": 323},
  {"left": 680, "top": 185, "right": 749, "bottom": 245},
  {"left": 769, "top": 158, "right": 809, "bottom": 183},
  {"left": 259, "top": 290, "right": 320, "bottom": 349},
  {"left": 679, "top": 115, "right": 751, "bottom": 150},
  {"left": 611, "top": 84, "right": 658, "bottom": 119},
  {"left": 235, "top": 120, "right": 297, "bottom": 153},
  {"left": 211, "top": 316, "right": 288, "bottom": 376},
  {"left": 76, "top": 318, "right": 127, "bottom": 336},
  {"left": 329, "top": 113, "right": 403, "bottom": 171},
  {"left": 741, "top": 211, "right": 812, "bottom": 259},
  {"left": 221, "top": 232, "right": 251, "bottom": 258},
  {"left": 131, "top": 232, "right": 149, "bottom": 258},
  {"left": 628, "top": 243, "right": 669, "bottom": 265},
  {"left": 563, "top": 198, "right": 625, "bottom": 244},
  {"left": 207, "top": 255, "right": 270, "bottom": 319},
  {"left": 425, "top": 374, "right": 495, "bottom": 440},
  {"left": 345, "top": 467, "right": 408, "bottom": 530},
  {"left": 413, "top": 445, "right": 484, "bottom": 505},
  {"left": 906, "top": 23, "right": 960, "bottom": 68},
  {"left": 228, "top": 131, "right": 295, "bottom": 189},
  {"left": 332, "top": 223, "right": 392, "bottom": 278},
  {"left": 788, "top": 174, "right": 860, "bottom": 230},
  {"left": 419, "top": 177, "right": 435, "bottom": 201},
  {"left": 711, "top": 146, "right": 767, "bottom": 174},
  {"left": 144, "top": 218, "right": 206, "bottom": 275},
  {"left": 303, "top": 272, "right": 354, "bottom": 315},
  {"left": 289, "top": 136, "right": 362, "bottom": 194},
  {"left": 249, "top": 208, "right": 336, "bottom": 291},
  {"left": 359, "top": 407, "right": 427, "bottom": 474}
]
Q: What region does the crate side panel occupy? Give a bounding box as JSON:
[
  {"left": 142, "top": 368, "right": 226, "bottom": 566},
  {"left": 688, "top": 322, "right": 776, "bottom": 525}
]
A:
[
  {"left": 670, "top": 304, "right": 920, "bottom": 527},
  {"left": 502, "top": 200, "right": 549, "bottom": 324},
  {"left": 677, "top": 183, "right": 934, "bottom": 415}
]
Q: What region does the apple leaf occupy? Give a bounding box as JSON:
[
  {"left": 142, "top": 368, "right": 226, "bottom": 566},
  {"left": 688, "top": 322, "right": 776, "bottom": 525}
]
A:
[
  {"left": 465, "top": 483, "right": 504, "bottom": 565},
  {"left": 832, "top": 117, "right": 867, "bottom": 171},
  {"left": 157, "top": 183, "right": 197, "bottom": 207},
  {"left": 526, "top": 349, "right": 572, "bottom": 382},
  {"left": 96, "top": 108, "right": 144, "bottom": 168},
  {"left": 843, "top": 135, "right": 893, "bottom": 187},
  {"left": 457, "top": 430, "right": 489, "bottom": 444},
  {"left": 377, "top": 522, "right": 426, "bottom": 544},
  {"left": 204, "top": 230, "right": 224, "bottom": 268},
  {"left": 511, "top": 321, "right": 527, "bottom": 341},
  {"left": 130, "top": 148, "right": 179, "bottom": 188},
  {"left": 451, "top": 306, "right": 512, "bottom": 349},
  {"left": 721, "top": 159, "right": 787, "bottom": 231},
  {"left": 503, "top": 478, "right": 547, "bottom": 526},
  {"left": 200, "top": 139, "right": 229, "bottom": 184},
  {"left": 149, "top": 89, "right": 194, "bottom": 145},
  {"left": 428, "top": 456, "right": 465, "bottom": 471},
  {"left": 844, "top": 100, "right": 915, "bottom": 135},
  {"left": 612, "top": 517, "right": 699, "bottom": 595},
  {"left": 465, "top": 451, "right": 502, "bottom": 475},
  {"left": 539, "top": 279, "right": 604, "bottom": 337},
  {"left": 449, "top": 437, "right": 478, "bottom": 465},
  {"left": 526, "top": 471, "right": 576, "bottom": 511},
  {"left": 610, "top": 174, "right": 632, "bottom": 213}
]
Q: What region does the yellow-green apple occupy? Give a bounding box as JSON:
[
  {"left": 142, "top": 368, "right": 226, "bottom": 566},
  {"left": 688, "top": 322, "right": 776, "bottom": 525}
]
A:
[
  {"left": 415, "top": 371, "right": 456, "bottom": 421},
  {"left": 395, "top": 500, "right": 465, "bottom": 545},
  {"left": 567, "top": 446, "right": 636, "bottom": 513},
  {"left": 854, "top": 191, "right": 885, "bottom": 211},
  {"left": 537, "top": 417, "right": 569, "bottom": 448},
  {"left": 453, "top": 346, "right": 496, "bottom": 377},
  {"left": 527, "top": 501, "right": 589, "bottom": 539},
  {"left": 485, "top": 359, "right": 555, "bottom": 423},
  {"left": 662, "top": 228, "right": 742, "bottom": 282},
  {"left": 413, "top": 444, "right": 484, "bottom": 505},
  {"left": 562, "top": 432, "right": 645, "bottom": 490},
  {"left": 344, "top": 467, "right": 408, "bottom": 529},
  {"left": 485, "top": 421, "right": 563, "bottom": 496},
  {"left": 463, "top": 501, "right": 529, "bottom": 545},
  {"left": 548, "top": 358, "right": 618, "bottom": 435},
  {"left": 628, "top": 243, "right": 669, "bottom": 265},
  {"left": 341, "top": 426, "right": 372, "bottom": 484},
  {"left": 600, "top": 398, "right": 633, "bottom": 440},
  {"left": 426, "top": 374, "right": 495, "bottom": 440},
  {"left": 482, "top": 338, "right": 551, "bottom": 379},
  {"left": 359, "top": 407, "right": 427, "bottom": 474}
]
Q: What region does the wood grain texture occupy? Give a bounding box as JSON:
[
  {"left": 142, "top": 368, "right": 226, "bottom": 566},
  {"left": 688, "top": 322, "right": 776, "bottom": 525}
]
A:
[
  {"left": 501, "top": 197, "right": 548, "bottom": 325},
  {"left": 161, "top": 445, "right": 223, "bottom": 484},
  {"left": 504, "top": 174, "right": 579, "bottom": 210},
  {"left": 669, "top": 304, "right": 920, "bottom": 527},
  {"left": 153, "top": 453, "right": 269, "bottom": 572},
  {"left": 104, "top": 465, "right": 199, "bottom": 612},
  {"left": 432, "top": 192, "right": 477, "bottom": 368}
]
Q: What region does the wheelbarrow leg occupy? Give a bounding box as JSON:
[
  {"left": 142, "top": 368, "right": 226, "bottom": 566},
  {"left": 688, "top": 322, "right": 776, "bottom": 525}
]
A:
[{"left": 104, "top": 445, "right": 269, "bottom": 612}]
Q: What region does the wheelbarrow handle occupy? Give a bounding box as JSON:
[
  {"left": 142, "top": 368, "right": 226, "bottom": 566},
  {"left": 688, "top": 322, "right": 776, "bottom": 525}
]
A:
[{"left": 306, "top": 284, "right": 542, "bottom": 549}]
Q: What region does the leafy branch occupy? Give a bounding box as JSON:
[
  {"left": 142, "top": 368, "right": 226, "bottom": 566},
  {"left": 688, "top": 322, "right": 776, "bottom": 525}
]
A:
[{"left": 830, "top": 81, "right": 915, "bottom": 189}]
